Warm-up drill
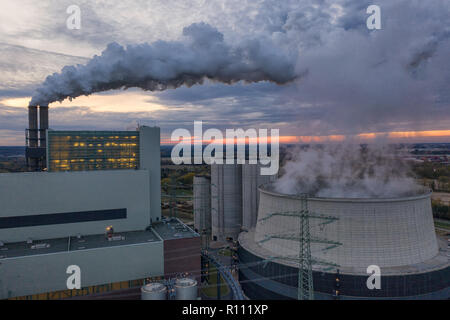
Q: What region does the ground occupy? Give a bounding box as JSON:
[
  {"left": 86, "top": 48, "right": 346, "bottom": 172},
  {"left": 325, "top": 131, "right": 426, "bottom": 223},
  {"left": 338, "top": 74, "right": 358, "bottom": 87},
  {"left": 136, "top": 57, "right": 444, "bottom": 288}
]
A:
[
  {"left": 432, "top": 192, "right": 450, "bottom": 205},
  {"left": 200, "top": 264, "right": 230, "bottom": 298}
]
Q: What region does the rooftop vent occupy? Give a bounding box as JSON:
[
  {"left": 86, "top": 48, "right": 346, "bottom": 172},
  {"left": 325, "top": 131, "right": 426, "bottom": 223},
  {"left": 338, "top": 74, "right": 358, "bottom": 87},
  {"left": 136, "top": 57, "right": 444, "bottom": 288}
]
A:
[
  {"left": 108, "top": 235, "right": 125, "bottom": 242},
  {"left": 31, "top": 243, "right": 50, "bottom": 250}
]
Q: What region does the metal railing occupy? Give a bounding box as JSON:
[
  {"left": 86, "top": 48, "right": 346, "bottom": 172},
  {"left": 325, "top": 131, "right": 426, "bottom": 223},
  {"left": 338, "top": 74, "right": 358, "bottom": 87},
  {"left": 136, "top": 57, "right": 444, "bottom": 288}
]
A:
[{"left": 203, "top": 252, "right": 245, "bottom": 300}]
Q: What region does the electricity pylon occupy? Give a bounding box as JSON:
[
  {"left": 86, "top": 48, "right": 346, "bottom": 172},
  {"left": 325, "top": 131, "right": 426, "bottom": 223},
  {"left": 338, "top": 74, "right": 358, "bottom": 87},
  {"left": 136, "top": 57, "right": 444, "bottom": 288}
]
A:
[
  {"left": 258, "top": 194, "right": 341, "bottom": 300},
  {"left": 298, "top": 194, "right": 313, "bottom": 300}
]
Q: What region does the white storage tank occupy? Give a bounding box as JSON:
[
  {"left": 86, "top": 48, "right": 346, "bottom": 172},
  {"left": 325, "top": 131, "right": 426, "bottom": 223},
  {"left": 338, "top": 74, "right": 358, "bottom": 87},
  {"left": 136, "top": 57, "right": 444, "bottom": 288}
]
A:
[
  {"left": 211, "top": 164, "right": 242, "bottom": 241},
  {"left": 175, "top": 278, "right": 198, "bottom": 300},
  {"left": 141, "top": 282, "right": 167, "bottom": 300},
  {"left": 194, "top": 176, "right": 211, "bottom": 234}
]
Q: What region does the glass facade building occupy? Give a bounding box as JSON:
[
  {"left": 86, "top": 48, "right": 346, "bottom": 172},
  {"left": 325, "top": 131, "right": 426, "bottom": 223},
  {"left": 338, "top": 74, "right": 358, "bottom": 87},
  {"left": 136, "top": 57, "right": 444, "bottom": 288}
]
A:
[{"left": 47, "top": 131, "right": 140, "bottom": 172}]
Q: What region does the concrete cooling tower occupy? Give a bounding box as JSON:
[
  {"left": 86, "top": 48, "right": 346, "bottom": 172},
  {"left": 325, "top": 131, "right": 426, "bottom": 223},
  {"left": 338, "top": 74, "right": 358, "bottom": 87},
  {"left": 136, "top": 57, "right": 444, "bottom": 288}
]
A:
[
  {"left": 255, "top": 188, "right": 438, "bottom": 268},
  {"left": 238, "top": 186, "right": 450, "bottom": 300}
]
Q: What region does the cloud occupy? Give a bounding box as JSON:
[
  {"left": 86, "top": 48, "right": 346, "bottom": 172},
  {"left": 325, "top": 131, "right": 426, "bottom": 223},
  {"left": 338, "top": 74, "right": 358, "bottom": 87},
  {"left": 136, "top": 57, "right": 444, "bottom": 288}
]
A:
[
  {"left": 0, "top": 0, "right": 450, "bottom": 144},
  {"left": 29, "top": 22, "right": 297, "bottom": 106},
  {"left": 0, "top": 42, "right": 88, "bottom": 95}
]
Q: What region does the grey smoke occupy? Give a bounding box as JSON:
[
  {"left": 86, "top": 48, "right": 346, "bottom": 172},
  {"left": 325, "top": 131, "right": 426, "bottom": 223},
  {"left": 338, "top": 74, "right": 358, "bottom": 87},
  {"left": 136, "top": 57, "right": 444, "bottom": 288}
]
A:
[
  {"left": 273, "top": 144, "right": 423, "bottom": 198},
  {"left": 30, "top": 22, "right": 296, "bottom": 106}
]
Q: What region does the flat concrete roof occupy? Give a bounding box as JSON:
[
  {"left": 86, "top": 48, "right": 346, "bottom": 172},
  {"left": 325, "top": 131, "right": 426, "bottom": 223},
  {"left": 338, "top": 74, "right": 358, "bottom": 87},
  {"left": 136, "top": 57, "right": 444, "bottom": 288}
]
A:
[
  {"left": 152, "top": 217, "right": 199, "bottom": 240},
  {"left": 0, "top": 230, "right": 160, "bottom": 260},
  {"left": 0, "top": 218, "right": 199, "bottom": 260}
]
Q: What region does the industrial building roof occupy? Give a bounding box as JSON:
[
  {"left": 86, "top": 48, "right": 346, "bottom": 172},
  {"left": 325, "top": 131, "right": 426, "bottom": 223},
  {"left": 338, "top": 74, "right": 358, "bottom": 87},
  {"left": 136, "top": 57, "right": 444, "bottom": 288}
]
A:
[
  {"left": 0, "top": 218, "right": 199, "bottom": 260},
  {"left": 0, "top": 230, "right": 160, "bottom": 260},
  {"left": 152, "top": 217, "right": 199, "bottom": 240}
]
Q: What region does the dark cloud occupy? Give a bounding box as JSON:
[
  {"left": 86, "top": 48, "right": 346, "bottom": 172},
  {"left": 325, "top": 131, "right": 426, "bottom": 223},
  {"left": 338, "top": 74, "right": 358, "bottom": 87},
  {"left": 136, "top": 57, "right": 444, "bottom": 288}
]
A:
[{"left": 1, "top": 0, "right": 450, "bottom": 144}]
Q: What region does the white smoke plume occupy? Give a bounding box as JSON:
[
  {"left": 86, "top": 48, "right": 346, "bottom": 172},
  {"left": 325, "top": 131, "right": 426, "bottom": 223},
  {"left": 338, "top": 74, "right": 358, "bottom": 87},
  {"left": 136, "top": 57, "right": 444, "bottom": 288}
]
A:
[
  {"left": 273, "top": 144, "right": 424, "bottom": 198},
  {"left": 29, "top": 22, "right": 296, "bottom": 106}
]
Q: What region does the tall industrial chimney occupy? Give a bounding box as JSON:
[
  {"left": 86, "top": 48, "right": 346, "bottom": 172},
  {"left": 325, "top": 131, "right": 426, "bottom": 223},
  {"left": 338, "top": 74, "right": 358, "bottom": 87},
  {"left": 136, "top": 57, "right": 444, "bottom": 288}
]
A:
[
  {"left": 39, "top": 105, "right": 49, "bottom": 148},
  {"left": 26, "top": 105, "right": 48, "bottom": 171},
  {"left": 28, "top": 106, "right": 38, "bottom": 147}
]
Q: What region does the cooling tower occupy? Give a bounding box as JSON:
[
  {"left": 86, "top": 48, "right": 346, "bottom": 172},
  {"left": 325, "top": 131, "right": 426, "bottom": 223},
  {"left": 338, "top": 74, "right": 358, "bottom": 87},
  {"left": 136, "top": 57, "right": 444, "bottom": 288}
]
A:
[
  {"left": 211, "top": 164, "right": 242, "bottom": 241},
  {"left": 193, "top": 176, "right": 211, "bottom": 234},
  {"left": 242, "top": 164, "right": 276, "bottom": 230},
  {"left": 238, "top": 185, "right": 450, "bottom": 299},
  {"left": 255, "top": 187, "right": 438, "bottom": 268}
]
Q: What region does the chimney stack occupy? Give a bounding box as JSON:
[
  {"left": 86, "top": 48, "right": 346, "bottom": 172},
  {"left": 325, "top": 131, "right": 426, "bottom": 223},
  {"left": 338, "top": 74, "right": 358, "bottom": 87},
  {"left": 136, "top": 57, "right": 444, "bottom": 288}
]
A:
[
  {"left": 28, "top": 106, "right": 38, "bottom": 147},
  {"left": 39, "top": 105, "right": 49, "bottom": 148},
  {"left": 26, "top": 105, "right": 48, "bottom": 171}
]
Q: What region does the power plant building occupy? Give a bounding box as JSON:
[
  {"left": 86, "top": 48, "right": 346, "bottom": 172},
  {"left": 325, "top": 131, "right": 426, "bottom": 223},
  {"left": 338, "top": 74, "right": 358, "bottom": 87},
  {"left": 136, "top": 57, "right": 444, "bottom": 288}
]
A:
[
  {"left": 193, "top": 176, "right": 211, "bottom": 234},
  {"left": 241, "top": 164, "right": 276, "bottom": 230},
  {"left": 211, "top": 164, "right": 243, "bottom": 241},
  {"left": 0, "top": 118, "right": 200, "bottom": 299},
  {"left": 4, "top": 103, "right": 448, "bottom": 300},
  {"left": 46, "top": 131, "right": 140, "bottom": 172},
  {"left": 195, "top": 164, "right": 277, "bottom": 241}
]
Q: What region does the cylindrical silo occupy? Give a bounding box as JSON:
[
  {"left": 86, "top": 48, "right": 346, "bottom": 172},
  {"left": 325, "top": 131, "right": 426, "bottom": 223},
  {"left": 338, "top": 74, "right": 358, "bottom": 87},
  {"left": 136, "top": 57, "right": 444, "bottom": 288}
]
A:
[
  {"left": 211, "top": 164, "right": 242, "bottom": 241},
  {"left": 175, "top": 278, "right": 198, "bottom": 300},
  {"left": 242, "top": 164, "right": 276, "bottom": 230},
  {"left": 194, "top": 176, "right": 211, "bottom": 234},
  {"left": 141, "top": 282, "right": 167, "bottom": 300}
]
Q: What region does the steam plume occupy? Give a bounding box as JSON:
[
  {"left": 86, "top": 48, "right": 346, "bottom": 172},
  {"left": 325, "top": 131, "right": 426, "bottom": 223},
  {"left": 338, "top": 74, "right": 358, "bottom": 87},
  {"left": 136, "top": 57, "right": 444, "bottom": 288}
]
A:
[
  {"left": 30, "top": 22, "right": 296, "bottom": 106},
  {"left": 273, "top": 144, "right": 423, "bottom": 198}
]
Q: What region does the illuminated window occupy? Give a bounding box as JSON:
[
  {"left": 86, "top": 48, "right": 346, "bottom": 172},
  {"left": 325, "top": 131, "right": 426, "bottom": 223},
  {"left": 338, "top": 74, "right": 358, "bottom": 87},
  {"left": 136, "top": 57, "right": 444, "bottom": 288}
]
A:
[{"left": 47, "top": 131, "right": 140, "bottom": 172}]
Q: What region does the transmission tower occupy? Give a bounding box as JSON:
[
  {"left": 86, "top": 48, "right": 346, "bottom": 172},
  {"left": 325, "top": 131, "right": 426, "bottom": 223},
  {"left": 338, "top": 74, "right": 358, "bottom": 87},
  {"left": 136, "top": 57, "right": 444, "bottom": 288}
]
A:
[
  {"left": 258, "top": 194, "right": 341, "bottom": 300},
  {"left": 298, "top": 194, "right": 313, "bottom": 300}
]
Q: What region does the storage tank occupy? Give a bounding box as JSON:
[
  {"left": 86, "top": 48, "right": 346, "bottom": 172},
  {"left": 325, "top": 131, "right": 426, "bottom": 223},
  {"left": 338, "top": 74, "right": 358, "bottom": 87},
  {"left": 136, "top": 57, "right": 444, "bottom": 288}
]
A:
[
  {"left": 211, "top": 164, "right": 242, "bottom": 241},
  {"left": 255, "top": 186, "right": 439, "bottom": 268},
  {"left": 242, "top": 164, "right": 276, "bottom": 230},
  {"left": 175, "top": 278, "right": 198, "bottom": 300},
  {"left": 141, "top": 282, "right": 167, "bottom": 300},
  {"left": 194, "top": 176, "right": 211, "bottom": 234}
]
